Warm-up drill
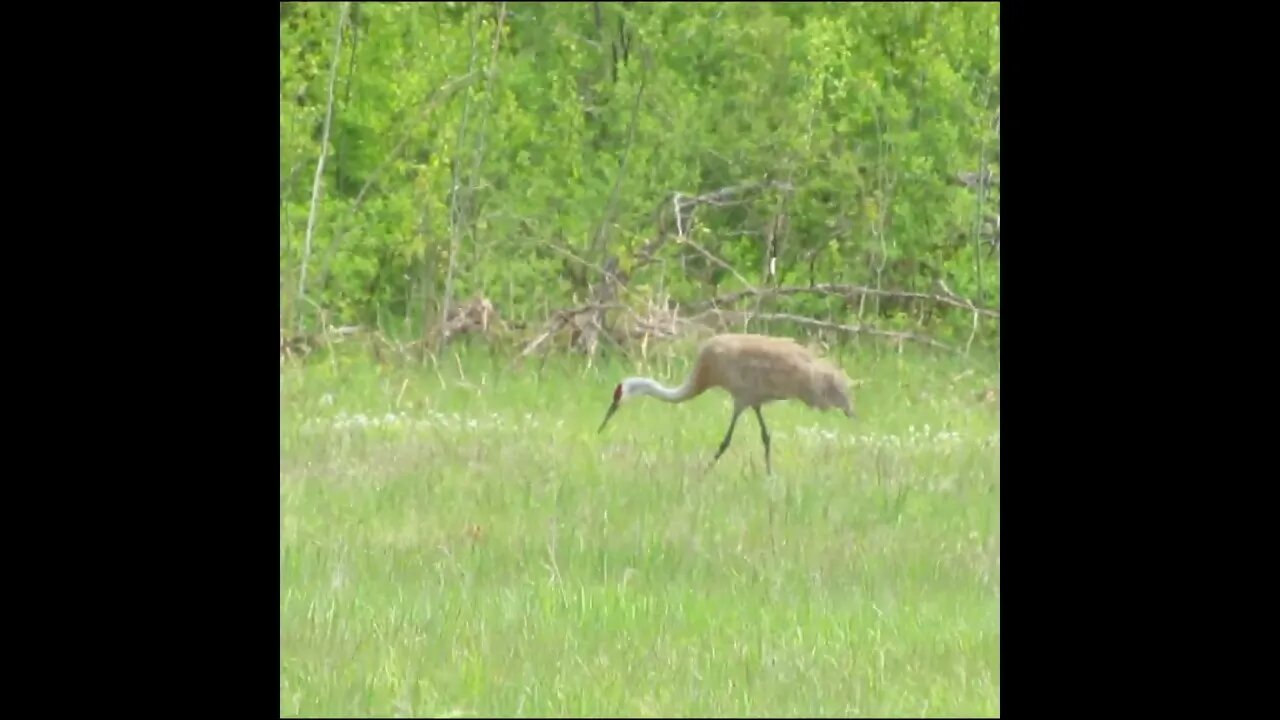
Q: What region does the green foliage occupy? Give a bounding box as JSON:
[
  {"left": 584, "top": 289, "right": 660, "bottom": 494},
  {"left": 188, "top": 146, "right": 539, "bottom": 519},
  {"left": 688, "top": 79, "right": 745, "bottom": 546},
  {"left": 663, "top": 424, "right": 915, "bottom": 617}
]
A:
[{"left": 281, "top": 1, "right": 999, "bottom": 346}]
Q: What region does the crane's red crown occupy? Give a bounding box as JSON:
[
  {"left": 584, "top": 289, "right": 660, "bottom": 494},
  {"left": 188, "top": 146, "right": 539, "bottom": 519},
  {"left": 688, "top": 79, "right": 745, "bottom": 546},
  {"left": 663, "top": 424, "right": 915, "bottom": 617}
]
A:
[{"left": 612, "top": 383, "right": 623, "bottom": 402}]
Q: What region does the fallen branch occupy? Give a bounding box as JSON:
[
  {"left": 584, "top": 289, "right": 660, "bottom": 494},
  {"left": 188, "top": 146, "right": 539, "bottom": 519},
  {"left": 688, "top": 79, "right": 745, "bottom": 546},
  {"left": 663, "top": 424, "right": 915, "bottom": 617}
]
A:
[
  {"left": 432, "top": 296, "right": 509, "bottom": 343},
  {"left": 690, "top": 282, "right": 999, "bottom": 318},
  {"left": 692, "top": 309, "right": 954, "bottom": 352},
  {"left": 280, "top": 323, "right": 365, "bottom": 359},
  {"left": 516, "top": 302, "right": 626, "bottom": 359}
]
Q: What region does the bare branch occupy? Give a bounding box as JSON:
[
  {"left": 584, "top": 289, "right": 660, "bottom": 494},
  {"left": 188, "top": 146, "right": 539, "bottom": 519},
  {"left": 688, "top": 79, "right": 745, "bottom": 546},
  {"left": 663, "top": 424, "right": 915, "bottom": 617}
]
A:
[
  {"left": 439, "top": 12, "right": 486, "bottom": 353},
  {"left": 627, "top": 179, "right": 793, "bottom": 277},
  {"left": 676, "top": 232, "right": 756, "bottom": 292},
  {"left": 673, "top": 178, "right": 795, "bottom": 213},
  {"left": 689, "top": 283, "right": 999, "bottom": 318},
  {"left": 694, "top": 309, "right": 954, "bottom": 352},
  {"left": 297, "top": 1, "right": 350, "bottom": 334},
  {"left": 590, "top": 44, "right": 650, "bottom": 260},
  {"left": 313, "top": 71, "right": 477, "bottom": 293},
  {"left": 953, "top": 169, "right": 999, "bottom": 189},
  {"left": 539, "top": 241, "right": 628, "bottom": 290},
  {"left": 516, "top": 302, "right": 627, "bottom": 359},
  {"left": 970, "top": 37, "right": 998, "bottom": 298}
]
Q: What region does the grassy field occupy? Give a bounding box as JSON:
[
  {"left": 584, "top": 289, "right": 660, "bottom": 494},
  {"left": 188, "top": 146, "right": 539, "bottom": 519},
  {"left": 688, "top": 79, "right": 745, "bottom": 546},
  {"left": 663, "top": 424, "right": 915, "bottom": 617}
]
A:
[{"left": 280, "top": 341, "right": 1000, "bottom": 717}]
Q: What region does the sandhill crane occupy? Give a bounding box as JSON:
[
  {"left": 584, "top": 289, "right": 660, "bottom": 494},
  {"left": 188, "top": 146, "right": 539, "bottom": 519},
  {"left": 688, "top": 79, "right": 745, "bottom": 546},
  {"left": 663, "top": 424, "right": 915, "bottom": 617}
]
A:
[{"left": 598, "top": 333, "right": 855, "bottom": 474}]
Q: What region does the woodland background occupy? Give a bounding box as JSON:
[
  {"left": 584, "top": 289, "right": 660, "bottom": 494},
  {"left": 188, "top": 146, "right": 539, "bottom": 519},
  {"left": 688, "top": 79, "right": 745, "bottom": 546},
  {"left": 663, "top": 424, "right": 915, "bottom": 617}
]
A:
[{"left": 279, "top": 1, "right": 1000, "bottom": 361}]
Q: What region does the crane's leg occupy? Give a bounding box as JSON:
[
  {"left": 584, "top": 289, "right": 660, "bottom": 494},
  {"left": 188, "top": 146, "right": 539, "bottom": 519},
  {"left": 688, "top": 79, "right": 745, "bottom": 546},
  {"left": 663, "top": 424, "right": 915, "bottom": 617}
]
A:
[
  {"left": 712, "top": 406, "right": 746, "bottom": 465},
  {"left": 753, "top": 405, "right": 772, "bottom": 475}
]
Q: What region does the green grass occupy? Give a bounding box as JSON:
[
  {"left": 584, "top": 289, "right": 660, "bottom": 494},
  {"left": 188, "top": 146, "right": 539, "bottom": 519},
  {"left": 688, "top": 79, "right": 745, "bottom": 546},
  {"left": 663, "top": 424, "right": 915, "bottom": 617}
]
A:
[{"left": 280, "top": 344, "right": 1000, "bottom": 717}]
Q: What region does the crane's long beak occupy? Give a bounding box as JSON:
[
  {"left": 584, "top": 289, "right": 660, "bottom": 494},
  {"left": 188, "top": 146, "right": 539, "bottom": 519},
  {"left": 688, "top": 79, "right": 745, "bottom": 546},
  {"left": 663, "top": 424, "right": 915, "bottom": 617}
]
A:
[{"left": 598, "top": 399, "right": 620, "bottom": 433}]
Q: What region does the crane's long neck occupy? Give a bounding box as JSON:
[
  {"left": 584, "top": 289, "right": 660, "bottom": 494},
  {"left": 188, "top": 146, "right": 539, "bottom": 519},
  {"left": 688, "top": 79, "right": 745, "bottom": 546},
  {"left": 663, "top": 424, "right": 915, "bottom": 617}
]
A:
[{"left": 630, "top": 375, "right": 698, "bottom": 403}]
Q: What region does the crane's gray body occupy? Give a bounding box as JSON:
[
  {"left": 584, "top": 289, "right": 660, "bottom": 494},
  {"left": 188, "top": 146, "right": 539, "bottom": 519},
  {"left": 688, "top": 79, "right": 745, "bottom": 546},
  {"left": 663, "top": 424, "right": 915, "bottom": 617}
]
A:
[{"left": 599, "top": 333, "right": 855, "bottom": 473}]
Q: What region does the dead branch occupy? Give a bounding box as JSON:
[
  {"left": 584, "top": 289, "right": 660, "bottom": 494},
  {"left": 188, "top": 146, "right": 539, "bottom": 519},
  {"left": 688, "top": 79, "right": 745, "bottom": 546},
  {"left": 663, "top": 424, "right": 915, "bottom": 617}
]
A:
[
  {"left": 280, "top": 323, "right": 365, "bottom": 360},
  {"left": 674, "top": 178, "right": 795, "bottom": 213},
  {"left": 935, "top": 279, "right": 985, "bottom": 354},
  {"left": 632, "top": 178, "right": 796, "bottom": 270},
  {"left": 689, "top": 282, "right": 999, "bottom": 318},
  {"left": 589, "top": 44, "right": 649, "bottom": 260},
  {"left": 953, "top": 169, "right": 999, "bottom": 189},
  {"left": 515, "top": 302, "right": 626, "bottom": 359},
  {"left": 312, "top": 71, "right": 478, "bottom": 296},
  {"left": 297, "top": 1, "right": 351, "bottom": 334},
  {"left": 432, "top": 296, "right": 509, "bottom": 344},
  {"left": 674, "top": 232, "right": 755, "bottom": 291},
  {"left": 540, "top": 241, "right": 628, "bottom": 291},
  {"left": 439, "top": 13, "right": 486, "bottom": 353},
  {"left": 693, "top": 309, "right": 954, "bottom": 352}
]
